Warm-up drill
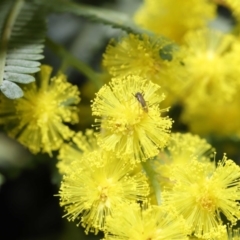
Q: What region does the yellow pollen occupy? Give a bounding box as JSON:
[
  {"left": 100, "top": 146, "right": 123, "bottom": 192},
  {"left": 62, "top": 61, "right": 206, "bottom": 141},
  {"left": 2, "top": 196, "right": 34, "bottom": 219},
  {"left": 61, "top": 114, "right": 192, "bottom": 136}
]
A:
[
  {"left": 100, "top": 193, "right": 108, "bottom": 202},
  {"left": 99, "top": 186, "right": 108, "bottom": 203},
  {"left": 33, "top": 91, "right": 56, "bottom": 120},
  {"left": 198, "top": 196, "right": 215, "bottom": 212}
]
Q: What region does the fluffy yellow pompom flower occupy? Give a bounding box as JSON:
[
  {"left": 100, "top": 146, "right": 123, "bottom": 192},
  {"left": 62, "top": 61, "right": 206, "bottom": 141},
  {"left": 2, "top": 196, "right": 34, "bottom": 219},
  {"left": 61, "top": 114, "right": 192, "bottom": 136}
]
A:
[
  {"left": 103, "top": 34, "right": 185, "bottom": 105},
  {"left": 103, "top": 34, "right": 175, "bottom": 80},
  {"left": 180, "top": 29, "right": 240, "bottom": 103},
  {"left": 59, "top": 150, "right": 149, "bottom": 234},
  {"left": 91, "top": 76, "right": 173, "bottom": 164},
  {"left": 162, "top": 156, "right": 240, "bottom": 239},
  {"left": 104, "top": 203, "right": 189, "bottom": 240},
  {"left": 57, "top": 129, "right": 98, "bottom": 174},
  {"left": 134, "top": 0, "right": 216, "bottom": 43},
  {"left": 154, "top": 133, "right": 214, "bottom": 189},
  {"left": 0, "top": 65, "right": 80, "bottom": 155},
  {"left": 181, "top": 95, "right": 240, "bottom": 137},
  {"left": 180, "top": 35, "right": 240, "bottom": 137},
  {"left": 161, "top": 132, "right": 213, "bottom": 163}
]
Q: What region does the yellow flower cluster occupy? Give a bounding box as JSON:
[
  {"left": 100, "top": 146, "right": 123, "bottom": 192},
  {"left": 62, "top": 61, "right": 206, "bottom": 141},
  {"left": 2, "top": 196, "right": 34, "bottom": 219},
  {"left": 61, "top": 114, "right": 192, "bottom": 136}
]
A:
[
  {"left": 134, "top": 0, "right": 216, "bottom": 43},
  {"left": 57, "top": 129, "right": 98, "bottom": 174},
  {"left": 179, "top": 29, "right": 240, "bottom": 137},
  {"left": 182, "top": 96, "right": 240, "bottom": 137},
  {"left": 57, "top": 72, "right": 175, "bottom": 234},
  {"left": 91, "top": 75, "right": 173, "bottom": 163},
  {"left": 3, "top": 0, "right": 240, "bottom": 239},
  {"left": 58, "top": 131, "right": 240, "bottom": 238},
  {"left": 59, "top": 149, "right": 149, "bottom": 234},
  {"left": 162, "top": 155, "right": 240, "bottom": 239},
  {"left": 180, "top": 29, "right": 240, "bottom": 103},
  {"left": 104, "top": 204, "right": 189, "bottom": 239},
  {"left": 103, "top": 34, "right": 176, "bottom": 82},
  {"left": 55, "top": 1, "right": 240, "bottom": 236},
  {"left": 0, "top": 65, "right": 80, "bottom": 155},
  {"left": 103, "top": 34, "right": 186, "bottom": 106},
  {"left": 154, "top": 133, "right": 215, "bottom": 189}
]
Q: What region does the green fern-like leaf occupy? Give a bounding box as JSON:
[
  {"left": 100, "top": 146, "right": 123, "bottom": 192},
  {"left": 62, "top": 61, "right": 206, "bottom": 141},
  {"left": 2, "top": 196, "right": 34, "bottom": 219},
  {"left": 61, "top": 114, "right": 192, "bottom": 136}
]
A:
[
  {"left": 33, "top": 0, "right": 151, "bottom": 35},
  {"left": 0, "top": 0, "right": 46, "bottom": 99},
  {"left": 34, "top": 0, "right": 175, "bottom": 61}
]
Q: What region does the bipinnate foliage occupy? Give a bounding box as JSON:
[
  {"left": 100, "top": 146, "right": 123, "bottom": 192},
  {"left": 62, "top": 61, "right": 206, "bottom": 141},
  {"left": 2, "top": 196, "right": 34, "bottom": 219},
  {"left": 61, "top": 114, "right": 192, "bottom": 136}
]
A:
[
  {"left": 0, "top": 0, "right": 46, "bottom": 99},
  {"left": 34, "top": 0, "right": 145, "bottom": 35}
]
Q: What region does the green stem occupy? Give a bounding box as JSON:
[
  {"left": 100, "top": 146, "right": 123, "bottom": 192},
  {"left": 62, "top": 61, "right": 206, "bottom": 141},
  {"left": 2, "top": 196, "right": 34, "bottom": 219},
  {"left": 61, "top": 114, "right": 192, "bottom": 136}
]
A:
[
  {"left": 46, "top": 37, "right": 103, "bottom": 89},
  {"left": 0, "top": 0, "right": 24, "bottom": 85},
  {"left": 141, "top": 161, "right": 162, "bottom": 205}
]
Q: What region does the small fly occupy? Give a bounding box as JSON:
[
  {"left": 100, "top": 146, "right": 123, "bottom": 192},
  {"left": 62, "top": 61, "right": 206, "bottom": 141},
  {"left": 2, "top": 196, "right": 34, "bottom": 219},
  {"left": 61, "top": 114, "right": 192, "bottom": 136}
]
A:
[{"left": 134, "top": 92, "right": 148, "bottom": 112}]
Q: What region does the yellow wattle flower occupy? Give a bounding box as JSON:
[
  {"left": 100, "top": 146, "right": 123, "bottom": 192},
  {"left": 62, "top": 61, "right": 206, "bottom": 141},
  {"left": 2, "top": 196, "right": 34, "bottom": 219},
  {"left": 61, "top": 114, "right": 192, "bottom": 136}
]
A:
[
  {"left": 134, "top": 0, "right": 216, "bottom": 43},
  {"left": 181, "top": 95, "right": 240, "bottom": 137},
  {"left": 59, "top": 150, "right": 149, "bottom": 234},
  {"left": 180, "top": 30, "right": 240, "bottom": 137},
  {"left": 162, "top": 156, "right": 240, "bottom": 239},
  {"left": 103, "top": 34, "right": 172, "bottom": 81},
  {"left": 57, "top": 129, "right": 97, "bottom": 174},
  {"left": 162, "top": 132, "right": 213, "bottom": 163},
  {"left": 0, "top": 65, "right": 80, "bottom": 155},
  {"left": 91, "top": 75, "right": 173, "bottom": 164},
  {"left": 180, "top": 29, "right": 240, "bottom": 103},
  {"left": 104, "top": 203, "right": 189, "bottom": 240},
  {"left": 154, "top": 133, "right": 214, "bottom": 189},
  {"left": 103, "top": 34, "right": 186, "bottom": 105}
]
